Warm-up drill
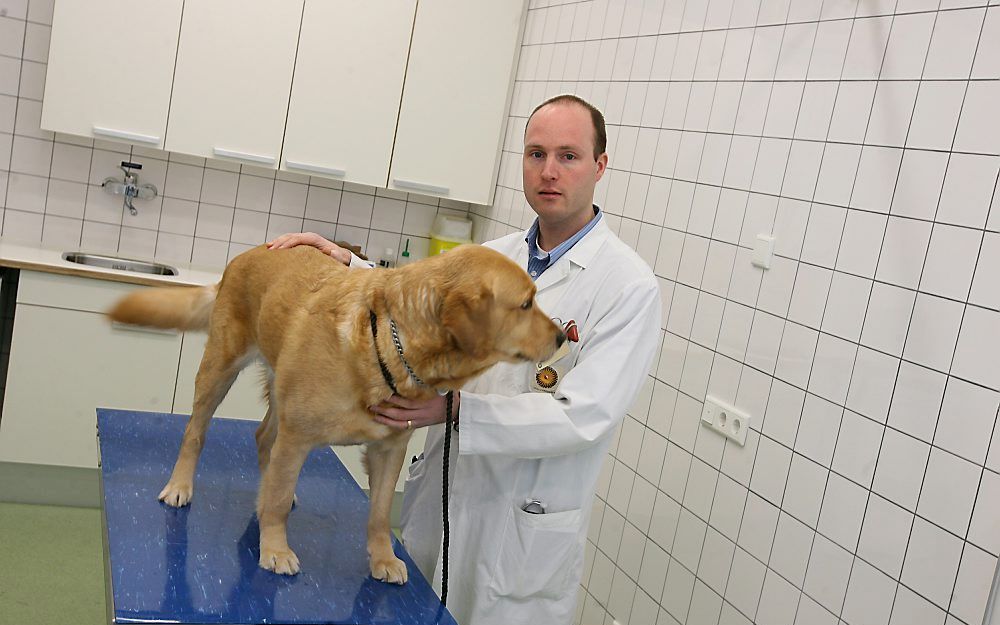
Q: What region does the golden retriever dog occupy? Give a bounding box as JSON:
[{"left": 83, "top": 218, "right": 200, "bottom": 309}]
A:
[{"left": 107, "top": 244, "right": 564, "bottom": 584}]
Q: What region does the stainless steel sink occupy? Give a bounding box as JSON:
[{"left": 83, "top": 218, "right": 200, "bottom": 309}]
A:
[{"left": 62, "top": 252, "right": 178, "bottom": 276}]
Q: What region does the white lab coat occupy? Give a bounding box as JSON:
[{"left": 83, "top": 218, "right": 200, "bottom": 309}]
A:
[{"left": 399, "top": 219, "right": 661, "bottom": 625}]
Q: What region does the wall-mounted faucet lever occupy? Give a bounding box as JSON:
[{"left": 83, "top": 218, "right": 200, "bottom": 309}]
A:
[{"left": 102, "top": 161, "right": 158, "bottom": 216}]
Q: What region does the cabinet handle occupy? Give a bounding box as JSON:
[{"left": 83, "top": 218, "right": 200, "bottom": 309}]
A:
[
  {"left": 284, "top": 160, "right": 346, "bottom": 177},
  {"left": 213, "top": 148, "right": 276, "bottom": 167},
  {"left": 92, "top": 126, "right": 161, "bottom": 145},
  {"left": 392, "top": 179, "right": 450, "bottom": 196},
  {"left": 111, "top": 321, "right": 178, "bottom": 336}
]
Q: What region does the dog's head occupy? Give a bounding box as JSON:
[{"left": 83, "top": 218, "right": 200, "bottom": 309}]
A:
[{"left": 436, "top": 245, "right": 565, "bottom": 366}]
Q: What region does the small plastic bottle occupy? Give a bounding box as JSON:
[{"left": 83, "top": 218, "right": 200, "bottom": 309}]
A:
[{"left": 377, "top": 248, "right": 395, "bottom": 268}]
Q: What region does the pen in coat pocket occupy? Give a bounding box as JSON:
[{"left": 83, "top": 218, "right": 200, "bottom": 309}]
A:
[{"left": 521, "top": 499, "right": 546, "bottom": 514}]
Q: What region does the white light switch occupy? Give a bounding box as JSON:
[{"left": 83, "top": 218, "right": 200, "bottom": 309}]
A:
[{"left": 752, "top": 233, "right": 775, "bottom": 269}]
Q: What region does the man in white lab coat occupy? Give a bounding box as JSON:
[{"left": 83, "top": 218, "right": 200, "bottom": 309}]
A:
[{"left": 269, "top": 95, "right": 661, "bottom": 625}]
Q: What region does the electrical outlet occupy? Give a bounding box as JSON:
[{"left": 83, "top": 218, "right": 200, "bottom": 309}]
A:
[{"left": 701, "top": 396, "right": 751, "bottom": 446}]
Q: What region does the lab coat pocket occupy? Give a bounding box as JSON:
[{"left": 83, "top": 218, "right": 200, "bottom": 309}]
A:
[
  {"left": 490, "top": 505, "right": 584, "bottom": 600},
  {"left": 399, "top": 453, "right": 427, "bottom": 533},
  {"left": 405, "top": 452, "right": 426, "bottom": 483}
]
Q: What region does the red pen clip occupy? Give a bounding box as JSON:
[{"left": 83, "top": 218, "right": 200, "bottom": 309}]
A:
[{"left": 563, "top": 319, "right": 579, "bottom": 343}]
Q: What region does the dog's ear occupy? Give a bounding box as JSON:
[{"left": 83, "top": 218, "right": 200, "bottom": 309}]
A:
[{"left": 441, "top": 285, "right": 492, "bottom": 359}]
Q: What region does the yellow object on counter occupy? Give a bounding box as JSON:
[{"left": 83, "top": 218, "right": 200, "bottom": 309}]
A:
[{"left": 429, "top": 215, "right": 472, "bottom": 255}]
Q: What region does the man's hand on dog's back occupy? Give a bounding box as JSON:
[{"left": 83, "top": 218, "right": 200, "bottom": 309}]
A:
[{"left": 267, "top": 232, "right": 352, "bottom": 266}]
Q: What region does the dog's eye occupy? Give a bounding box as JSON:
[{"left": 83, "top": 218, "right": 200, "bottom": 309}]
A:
[{"left": 521, "top": 300, "right": 532, "bottom": 310}]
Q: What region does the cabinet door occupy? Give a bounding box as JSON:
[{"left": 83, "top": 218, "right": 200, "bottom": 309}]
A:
[
  {"left": 388, "top": 0, "right": 527, "bottom": 205},
  {"left": 164, "top": 0, "right": 305, "bottom": 167},
  {"left": 173, "top": 332, "right": 268, "bottom": 421},
  {"left": 0, "top": 305, "right": 181, "bottom": 468},
  {"left": 40, "top": 0, "right": 183, "bottom": 147},
  {"left": 281, "top": 0, "right": 416, "bottom": 187}
]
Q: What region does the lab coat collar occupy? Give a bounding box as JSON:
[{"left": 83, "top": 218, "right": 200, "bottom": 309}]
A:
[{"left": 528, "top": 218, "right": 611, "bottom": 293}]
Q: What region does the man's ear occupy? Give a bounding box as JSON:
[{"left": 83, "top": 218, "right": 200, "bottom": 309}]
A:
[
  {"left": 595, "top": 152, "right": 608, "bottom": 182},
  {"left": 441, "top": 286, "right": 491, "bottom": 359}
]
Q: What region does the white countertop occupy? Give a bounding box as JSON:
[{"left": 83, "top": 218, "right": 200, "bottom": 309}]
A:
[{"left": 0, "top": 238, "right": 223, "bottom": 287}]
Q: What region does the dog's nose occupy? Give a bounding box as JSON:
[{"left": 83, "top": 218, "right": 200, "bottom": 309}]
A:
[{"left": 556, "top": 332, "right": 567, "bottom": 348}]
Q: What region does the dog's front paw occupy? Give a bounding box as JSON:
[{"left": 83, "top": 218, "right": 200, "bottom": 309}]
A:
[
  {"left": 370, "top": 556, "right": 408, "bottom": 585},
  {"left": 157, "top": 482, "right": 193, "bottom": 507},
  {"left": 260, "top": 547, "right": 301, "bottom": 575}
]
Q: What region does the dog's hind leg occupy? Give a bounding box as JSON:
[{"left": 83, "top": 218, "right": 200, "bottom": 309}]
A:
[
  {"left": 255, "top": 372, "right": 300, "bottom": 506},
  {"left": 257, "top": 430, "right": 310, "bottom": 575},
  {"left": 158, "top": 329, "right": 250, "bottom": 507},
  {"left": 254, "top": 404, "right": 278, "bottom": 475},
  {"left": 365, "top": 438, "right": 409, "bottom": 584},
  {"left": 254, "top": 366, "right": 278, "bottom": 474}
]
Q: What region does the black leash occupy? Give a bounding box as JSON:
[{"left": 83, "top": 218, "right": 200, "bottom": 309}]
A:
[
  {"left": 441, "top": 390, "right": 454, "bottom": 606},
  {"left": 373, "top": 308, "right": 453, "bottom": 606}
]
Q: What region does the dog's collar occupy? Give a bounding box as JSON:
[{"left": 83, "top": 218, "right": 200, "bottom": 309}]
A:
[
  {"left": 369, "top": 310, "right": 399, "bottom": 395},
  {"left": 388, "top": 318, "right": 429, "bottom": 389},
  {"left": 369, "top": 310, "right": 429, "bottom": 393}
]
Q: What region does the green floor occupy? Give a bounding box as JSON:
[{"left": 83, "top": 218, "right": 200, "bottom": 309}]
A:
[
  {"left": 0, "top": 502, "right": 106, "bottom": 625},
  {"left": 0, "top": 498, "right": 402, "bottom": 625}
]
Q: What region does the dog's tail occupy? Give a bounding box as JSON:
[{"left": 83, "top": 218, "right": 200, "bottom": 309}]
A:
[{"left": 107, "top": 284, "right": 218, "bottom": 331}]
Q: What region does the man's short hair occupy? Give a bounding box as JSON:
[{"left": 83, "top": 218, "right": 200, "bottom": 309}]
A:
[{"left": 527, "top": 94, "right": 607, "bottom": 161}]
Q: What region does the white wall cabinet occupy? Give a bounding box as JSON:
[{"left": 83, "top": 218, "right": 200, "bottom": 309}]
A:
[
  {"left": 40, "top": 0, "right": 183, "bottom": 147},
  {"left": 41, "top": 0, "right": 526, "bottom": 205},
  {"left": 281, "top": 0, "right": 416, "bottom": 188},
  {"left": 388, "top": 0, "right": 527, "bottom": 205},
  {"left": 164, "top": 0, "right": 305, "bottom": 166}
]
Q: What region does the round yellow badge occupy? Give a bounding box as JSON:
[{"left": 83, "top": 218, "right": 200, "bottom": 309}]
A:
[{"left": 535, "top": 366, "right": 559, "bottom": 389}]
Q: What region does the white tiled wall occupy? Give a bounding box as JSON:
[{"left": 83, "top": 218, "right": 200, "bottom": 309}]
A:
[
  {"left": 472, "top": 1, "right": 1000, "bottom": 624},
  {"left": 0, "top": 0, "right": 471, "bottom": 272}
]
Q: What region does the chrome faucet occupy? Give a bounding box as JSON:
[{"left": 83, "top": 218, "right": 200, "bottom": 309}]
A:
[{"left": 102, "top": 161, "right": 158, "bottom": 216}]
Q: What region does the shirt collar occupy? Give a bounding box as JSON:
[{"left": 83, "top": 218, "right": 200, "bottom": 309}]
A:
[{"left": 525, "top": 205, "right": 602, "bottom": 265}]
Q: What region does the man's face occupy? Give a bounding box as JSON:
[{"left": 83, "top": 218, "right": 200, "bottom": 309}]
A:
[{"left": 522, "top": 103, "right": 607, "bottom": 232}]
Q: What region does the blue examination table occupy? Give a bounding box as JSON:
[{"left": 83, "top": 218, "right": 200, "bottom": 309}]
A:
[{"left": 96, "top": 408, "right": 456, "bottom": 625}]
